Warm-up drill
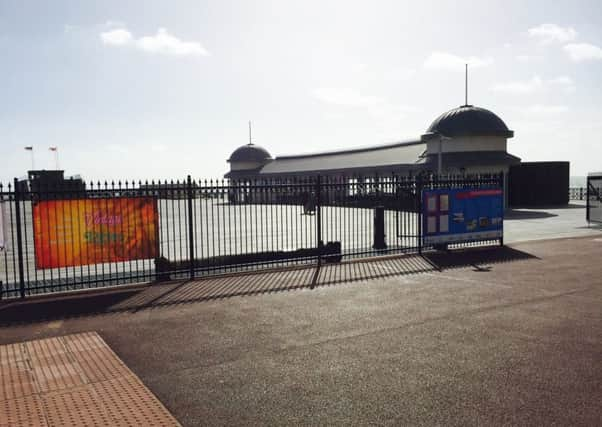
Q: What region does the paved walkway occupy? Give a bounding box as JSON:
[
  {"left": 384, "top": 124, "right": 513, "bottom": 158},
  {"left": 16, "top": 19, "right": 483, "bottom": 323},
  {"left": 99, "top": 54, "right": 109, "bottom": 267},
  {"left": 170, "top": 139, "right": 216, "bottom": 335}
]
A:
[
  {"left": 0, "top": 332, "right": 179, "bottom": 426},
  {"left": 0, "top": 236, "right": 600, "bottom": 426},
  {"left": 505, "top": 201, "right": 602, "bottom": 243}
]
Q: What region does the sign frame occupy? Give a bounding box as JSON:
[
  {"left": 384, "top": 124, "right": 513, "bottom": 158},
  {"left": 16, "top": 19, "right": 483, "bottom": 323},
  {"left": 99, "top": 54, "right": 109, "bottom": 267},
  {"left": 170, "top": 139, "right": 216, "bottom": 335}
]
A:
[
  {"left": 422, "top": 187, "right": 504, "bottom": 245},
  {"left": 32, "top": 197, "right": 159, "bottom": 269}
]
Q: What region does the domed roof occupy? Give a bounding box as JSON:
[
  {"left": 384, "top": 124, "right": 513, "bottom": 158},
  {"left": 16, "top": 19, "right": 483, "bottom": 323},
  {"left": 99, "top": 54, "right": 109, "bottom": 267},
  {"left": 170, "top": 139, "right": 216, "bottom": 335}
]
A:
[
  {"left": 228, "top": 144, "right": 272, "bottom": 163},
  {"left": 426, "top": 105, "right": 513, "bottom": 138}
]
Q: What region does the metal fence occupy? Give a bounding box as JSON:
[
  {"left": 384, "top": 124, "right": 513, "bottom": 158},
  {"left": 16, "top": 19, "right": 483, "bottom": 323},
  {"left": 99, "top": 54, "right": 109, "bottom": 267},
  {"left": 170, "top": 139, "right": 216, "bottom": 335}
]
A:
[
  {"left": 569, "top": 187, "right": 588, "bottom": 201},
  {"left": 0, "top": 173, "right": 502, "bottom": 299}
]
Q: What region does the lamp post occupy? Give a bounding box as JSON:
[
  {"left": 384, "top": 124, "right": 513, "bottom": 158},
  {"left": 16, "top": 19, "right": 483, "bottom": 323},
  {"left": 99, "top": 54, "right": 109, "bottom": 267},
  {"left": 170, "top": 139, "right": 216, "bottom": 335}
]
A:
[
  {"left": 437, "top": 134, "right": 452, "bottom": 176},
  {"left": 420, "top": 132, "right": 453, "bottom": 176}
]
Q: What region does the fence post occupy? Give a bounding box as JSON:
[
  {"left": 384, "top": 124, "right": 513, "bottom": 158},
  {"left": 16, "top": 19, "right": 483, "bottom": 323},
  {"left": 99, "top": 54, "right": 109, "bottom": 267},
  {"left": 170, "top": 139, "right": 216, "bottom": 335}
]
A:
[
  {"left": 417, "top": 174, "right": 423, "bottom": 255},
  {"left": 586, "top": 179, "right": 590, "bottom": 223},
  {"left": 13, "top": 178, "right": 26, "bottom": 299},
  {"left": 315, "top": 175, "right": 322, "bottom": 267},
  {"left": 500, "top": 171, "right": 505, "bottom": 247},
  {"left": 187, "top": 175, "right": 195, "bottom": 280}
]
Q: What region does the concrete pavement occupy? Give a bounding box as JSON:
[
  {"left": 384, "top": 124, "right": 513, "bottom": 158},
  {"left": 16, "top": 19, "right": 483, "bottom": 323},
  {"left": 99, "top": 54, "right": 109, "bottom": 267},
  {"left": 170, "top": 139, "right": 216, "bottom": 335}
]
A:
[{"left": 0, "top": 236, "right": 600, "bottom": 426}]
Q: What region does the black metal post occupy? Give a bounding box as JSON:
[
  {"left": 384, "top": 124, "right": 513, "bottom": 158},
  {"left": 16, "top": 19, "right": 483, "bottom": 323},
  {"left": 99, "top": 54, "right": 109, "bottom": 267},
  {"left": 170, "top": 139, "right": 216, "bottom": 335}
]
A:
[
  {"left": 187, "top": 175, "right": 195, "bottom": 280},
  {"left": 316, "top": 175, "right": 322, "bottom": 267},
  {"left": 417, "top": 175, "right": 423, "bottom": 254},
  {"left": 500, "top": 171, "right": 505, "bottom": 246},
  {"left": 373, "top": 206, "right": 386, "bottom": 249},
  {"left": 309, "top": 175, "right": 324, "bottom": 290},
  {"left": 13, "top": 178, "right": 26, "bottom": 299},
  {"left": 586, "top": 176, "right": 590, "bottom": 223}
]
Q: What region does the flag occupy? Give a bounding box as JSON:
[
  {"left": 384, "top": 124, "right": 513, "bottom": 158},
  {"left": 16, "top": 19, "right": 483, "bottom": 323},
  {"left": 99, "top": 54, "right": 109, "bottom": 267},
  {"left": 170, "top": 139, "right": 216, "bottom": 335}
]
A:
[
  {"left": 49, "top": 147, "right": 57, "bottom": 151},
  {"left": 24, "top": 146, "right": 33, "bottom": 151}
]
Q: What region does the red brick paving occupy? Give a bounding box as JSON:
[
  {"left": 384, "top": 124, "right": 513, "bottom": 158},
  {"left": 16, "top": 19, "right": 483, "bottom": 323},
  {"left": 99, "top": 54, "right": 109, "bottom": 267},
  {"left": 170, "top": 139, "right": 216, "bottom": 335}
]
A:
[{"left": 0, "top": 332, "right": 179, "bottom": 427}]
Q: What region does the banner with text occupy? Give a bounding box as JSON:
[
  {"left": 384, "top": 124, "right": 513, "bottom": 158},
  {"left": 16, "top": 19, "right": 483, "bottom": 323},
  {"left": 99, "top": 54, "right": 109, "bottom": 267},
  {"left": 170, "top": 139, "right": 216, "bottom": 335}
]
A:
[{"left": 33, "top": 198, "right": 159, "bottom": 269}]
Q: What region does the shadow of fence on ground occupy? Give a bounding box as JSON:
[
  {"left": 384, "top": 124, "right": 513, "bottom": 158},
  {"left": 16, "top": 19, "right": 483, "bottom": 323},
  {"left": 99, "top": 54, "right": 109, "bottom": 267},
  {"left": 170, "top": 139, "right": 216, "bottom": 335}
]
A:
[
  {"left": 0, "top": 245, "right": 538, "bottom": 326},
  {"left": 423, "top": 245, "right": 539, "bottom": 271}
]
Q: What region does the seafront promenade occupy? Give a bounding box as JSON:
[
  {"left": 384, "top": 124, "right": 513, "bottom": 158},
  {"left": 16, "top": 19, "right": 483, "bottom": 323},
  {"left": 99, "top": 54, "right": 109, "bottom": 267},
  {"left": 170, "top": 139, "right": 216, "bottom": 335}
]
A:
[{"left": 0, "top": 204, "right": 601, "bottom": 426}]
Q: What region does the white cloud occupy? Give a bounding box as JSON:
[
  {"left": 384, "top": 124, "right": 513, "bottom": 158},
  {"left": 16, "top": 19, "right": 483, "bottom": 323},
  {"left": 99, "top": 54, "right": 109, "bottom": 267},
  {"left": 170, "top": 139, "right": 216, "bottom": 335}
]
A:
[
  {"left": 312, "top": 88, "right": 383, "bottom": 107},
  {"left": 547, "top": 76, "right": 576, "bottom": 93},
  {"left": 100, "top": 27, "right": 209, "bottom": 57},
  {"left": 136, "top": 28, "right": 209, "bottom": 56},
  {"left": 107, "top": 144, "right": 130, "bottom": 154},
  {"left": 150, "top": 144, "right": 168, "bottom": 153},
  {"left": 100, "top": 28, "right": 133, "bottom": 46},
  {"left": 563, "top": 43, "right": 602, "bottom": 61},
  {"left": 548, "top": 76, "right": 574, "bottom": 86},
  {"left": 311, "top": 87, "right": 418, "bottom": 123},
  {"left": 527, "top": 24, "right": 577, "bottom": 43},
  {"left": 491, "top": 75, "right": 575, "bottom": 95},
  {"left": 104, "top": 20, "right": 126, "bottom": 29},
  {"left": 515, "top": 54, "right": 542, "bottom": 62},
  {"left": 491, "top": 76, "right": 544, "bottom": 94},
  {"left": 516, "top": 104, "right": 569, "bottom": 114},
  {"left": 423, "top": 52, "right": 493, "bottom": 72}
]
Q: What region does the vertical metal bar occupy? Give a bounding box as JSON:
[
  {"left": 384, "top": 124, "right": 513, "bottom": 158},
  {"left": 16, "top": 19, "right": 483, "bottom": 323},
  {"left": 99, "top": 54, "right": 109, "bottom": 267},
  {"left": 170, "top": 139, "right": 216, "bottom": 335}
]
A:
[
  {"left": 187, "top": 175, "right": 195, "bottom": 280},
  {"left": 13, "top": 178, "right": 26, "bottom": 299},
  {"left": 586, "top": 176, "right": 590, "bottom": 223},
  {"left": 500, "top": 171, "right": 504, "bottom": 246},
  {"left": 417, "top": 175, "right": 422, "bottom": 255},
  {"left": 316, "top": 175, "right": 322, "bottom": 266}
]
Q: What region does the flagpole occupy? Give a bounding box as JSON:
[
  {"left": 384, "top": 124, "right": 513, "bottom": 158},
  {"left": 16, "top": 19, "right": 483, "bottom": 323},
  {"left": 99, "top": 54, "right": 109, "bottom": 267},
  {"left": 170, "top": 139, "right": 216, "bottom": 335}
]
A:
[
  {"left": 24, "top": 147, "right": 34, "bottom": 171},
  {"left": 49, "top": 147, "right": 59, "bottom": 170}
]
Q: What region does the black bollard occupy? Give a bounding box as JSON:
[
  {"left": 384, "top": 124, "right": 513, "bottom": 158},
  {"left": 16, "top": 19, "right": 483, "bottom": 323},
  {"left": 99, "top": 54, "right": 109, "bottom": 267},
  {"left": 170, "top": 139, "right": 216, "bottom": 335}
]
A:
[{"left": 373, "top": 206, "right": 387, "bottom": 250}]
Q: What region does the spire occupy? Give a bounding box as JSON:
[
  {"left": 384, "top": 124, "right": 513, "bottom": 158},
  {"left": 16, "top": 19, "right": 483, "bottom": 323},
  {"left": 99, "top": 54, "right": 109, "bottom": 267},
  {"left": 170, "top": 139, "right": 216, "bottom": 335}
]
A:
[
  {"left": 248, "top": 121, "right": 253, "bottom": 145},
  {"left": 464, "top": 63, "right": 468, "bottom": 106}
]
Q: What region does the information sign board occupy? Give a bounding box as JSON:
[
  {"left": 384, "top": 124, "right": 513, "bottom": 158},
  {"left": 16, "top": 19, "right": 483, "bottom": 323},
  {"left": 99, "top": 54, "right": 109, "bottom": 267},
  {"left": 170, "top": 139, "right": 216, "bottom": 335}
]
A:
[{"left": 423, "top": 188, "right": 503, "bottom": 245}]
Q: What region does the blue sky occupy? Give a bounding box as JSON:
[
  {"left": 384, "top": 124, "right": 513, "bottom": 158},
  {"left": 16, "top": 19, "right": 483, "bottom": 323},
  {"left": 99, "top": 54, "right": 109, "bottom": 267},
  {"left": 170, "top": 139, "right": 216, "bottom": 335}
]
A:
[{"left": 1, "top": 0, "right": 601, "bottom": 182}]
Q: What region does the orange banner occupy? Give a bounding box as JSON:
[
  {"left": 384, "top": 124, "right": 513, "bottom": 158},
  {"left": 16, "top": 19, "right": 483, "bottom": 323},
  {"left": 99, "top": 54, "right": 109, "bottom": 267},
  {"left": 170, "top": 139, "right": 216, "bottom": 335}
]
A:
[{"left": 33, "top": 198, "right": 158, "bottom": 269}]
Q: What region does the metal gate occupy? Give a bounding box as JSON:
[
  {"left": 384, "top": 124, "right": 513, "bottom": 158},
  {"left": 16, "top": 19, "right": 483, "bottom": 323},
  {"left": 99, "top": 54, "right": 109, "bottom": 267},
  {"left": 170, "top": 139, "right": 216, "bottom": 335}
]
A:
[{"left": 587, "top": 173, "right": 602, "bottom": 224}]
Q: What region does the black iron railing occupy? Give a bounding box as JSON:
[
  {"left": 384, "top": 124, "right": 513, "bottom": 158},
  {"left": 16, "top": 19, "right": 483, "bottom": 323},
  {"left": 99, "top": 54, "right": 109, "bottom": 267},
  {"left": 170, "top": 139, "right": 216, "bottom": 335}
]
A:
[
  {"left": 569, "top": 187, "right": 587, "bottom": 201},
  {"left": 0, "top": 173, "right": 502, "bottom": 299}
]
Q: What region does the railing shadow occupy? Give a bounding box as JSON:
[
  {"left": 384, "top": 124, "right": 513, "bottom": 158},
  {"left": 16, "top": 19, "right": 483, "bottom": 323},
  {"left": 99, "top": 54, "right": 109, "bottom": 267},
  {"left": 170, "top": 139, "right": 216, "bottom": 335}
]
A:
[
  {"left": 0, "top": 245, "right": 538, "bottom": 326},
  {"left": 504, "top": 210, "right": 558, "bottom": 220},
  {"left": 422, "top": 245, "right": 539, "bottom": 271}
]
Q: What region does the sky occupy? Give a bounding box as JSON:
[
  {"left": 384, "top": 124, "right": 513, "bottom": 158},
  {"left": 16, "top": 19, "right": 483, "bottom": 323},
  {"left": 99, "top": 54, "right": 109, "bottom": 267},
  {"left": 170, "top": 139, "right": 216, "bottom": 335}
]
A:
[{"left": 1, "top": 0, "right": 601, "bottom": 183}]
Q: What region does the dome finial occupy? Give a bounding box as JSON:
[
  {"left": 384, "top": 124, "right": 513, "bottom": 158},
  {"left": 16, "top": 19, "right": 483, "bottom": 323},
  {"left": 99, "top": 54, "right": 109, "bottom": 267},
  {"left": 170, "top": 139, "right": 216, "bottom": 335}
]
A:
[
  {"left": 464, "top": 63, "right": 468, "bottom": 106},
  {"left": 248, "top": 121, "right": 253, "bottom": 145}
]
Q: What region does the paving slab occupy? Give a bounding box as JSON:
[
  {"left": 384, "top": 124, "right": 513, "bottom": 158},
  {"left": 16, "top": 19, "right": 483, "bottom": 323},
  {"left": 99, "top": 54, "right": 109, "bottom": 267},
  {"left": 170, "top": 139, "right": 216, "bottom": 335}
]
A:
[{"left": 0, "top": 332, "right": 180, "bottom": 427}]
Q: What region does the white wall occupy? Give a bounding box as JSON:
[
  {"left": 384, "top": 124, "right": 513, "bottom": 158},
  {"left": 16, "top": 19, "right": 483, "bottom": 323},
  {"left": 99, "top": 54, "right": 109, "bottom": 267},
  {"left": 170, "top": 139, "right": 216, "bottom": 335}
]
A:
[
  {"left": 230, "top": 160, "right": 270, "bottom": 171},
  {"left": 426, "top": 135, "right": 507, "bottom": 154}
]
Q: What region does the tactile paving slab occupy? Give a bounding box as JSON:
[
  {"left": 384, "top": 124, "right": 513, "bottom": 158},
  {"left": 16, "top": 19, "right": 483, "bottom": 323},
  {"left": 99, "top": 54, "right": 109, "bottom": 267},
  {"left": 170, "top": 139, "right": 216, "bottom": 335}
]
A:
[{"left": 0, "top": 332, "right": 180, "bottom": 427}]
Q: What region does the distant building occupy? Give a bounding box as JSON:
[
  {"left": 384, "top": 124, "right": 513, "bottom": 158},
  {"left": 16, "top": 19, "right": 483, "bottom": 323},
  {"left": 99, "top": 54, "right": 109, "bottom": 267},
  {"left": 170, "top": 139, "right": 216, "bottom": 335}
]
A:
[
  {"left": 17, "top": 170, "right": 85, "bottom": 198},
  {"left": 225, "top": 104, "right": 569, "bottom": 207},
  {"left": 225, "top": 105, "right": 520, "bottom": 180}
]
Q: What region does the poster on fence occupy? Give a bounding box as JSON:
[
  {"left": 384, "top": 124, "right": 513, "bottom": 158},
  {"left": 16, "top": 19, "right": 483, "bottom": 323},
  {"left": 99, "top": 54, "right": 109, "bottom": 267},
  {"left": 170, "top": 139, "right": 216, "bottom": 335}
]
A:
[
  {"left": 0, "top": 202, "right": 7, "bottom": 252},
  {"left": 33, "top": 198, "right": 158, "bottom": 269},
  {"left": 422, "top": 188, "right": 503, "bottom": 245}
]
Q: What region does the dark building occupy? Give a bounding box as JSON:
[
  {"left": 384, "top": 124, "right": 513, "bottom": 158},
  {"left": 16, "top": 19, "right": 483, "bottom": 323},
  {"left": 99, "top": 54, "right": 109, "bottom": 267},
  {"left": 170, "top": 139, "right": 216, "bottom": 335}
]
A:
[
  {"left": 17, "top": 170, "right": 85, "bottom": 199},
  {"left": 509, "top": 162, "right": 570, "bottom": 206}
]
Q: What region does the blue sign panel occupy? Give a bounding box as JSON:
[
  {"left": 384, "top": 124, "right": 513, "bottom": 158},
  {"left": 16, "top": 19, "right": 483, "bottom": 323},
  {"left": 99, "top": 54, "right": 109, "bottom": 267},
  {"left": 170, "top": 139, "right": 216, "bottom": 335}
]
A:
[{"left": 422, "top": 187, "right": 503, "bottom": 245}]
